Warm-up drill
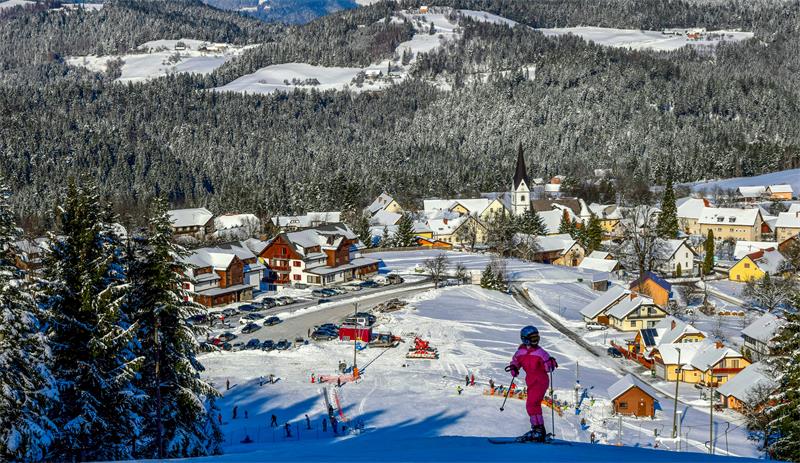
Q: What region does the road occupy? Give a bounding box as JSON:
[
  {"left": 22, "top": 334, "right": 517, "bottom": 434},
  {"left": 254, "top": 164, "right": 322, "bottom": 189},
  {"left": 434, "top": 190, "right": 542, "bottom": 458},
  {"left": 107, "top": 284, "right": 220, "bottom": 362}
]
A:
[{"left": 207, "top": 279, "right": 434, "bottom": 347}]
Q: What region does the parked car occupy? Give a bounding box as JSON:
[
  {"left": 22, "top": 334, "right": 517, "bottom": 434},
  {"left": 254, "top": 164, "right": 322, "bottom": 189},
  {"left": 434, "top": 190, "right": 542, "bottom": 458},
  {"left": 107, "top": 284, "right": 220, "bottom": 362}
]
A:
[
  {"left": 387, "top": 274, "right": 404, "bottom": 284},
  {"left": 218, "top": 332, "right": 237, "bottom": 342},
  {"left": 250, "top": 301, "right": 265, "bottom": 309},
  {"left": 239, "top": 313, "right": 264, "bottom": 323},
  {"left": 261, "top": 340, "right": 275, "bottom": 351},
  {"left": 277, "top": 296, "right": 295, "bottom": 305},
  {"left": 311, "top": 330, "right": 337, "bottom": 341},
  {"left": 585, "top": 322, "right": 608, "bottom": 331},
  {"left": 264, "top": 316, "right": 282, "bottom": 326},
  {"left": 275, "top": 339, "right": 291, "bottom": 350},
  {"left": 607, "top": 346, "right": 623, "bottom": 358},
  {"left": 231, "top": 341, "right": 245, "bottom": 351},
  {"left": 316, "top": 323, "right": 339, "bottom": 332},
  {"left": 342, "top": 283, "right": 362, "bottom": 292},
  {"left": 241, "top": 323, "right": 261, "bottom": 334},
  {"left": 262, "top": 297, "right": 278, "bottom": 308},
  {"left": 318, "top": 298, "right": 332, "bottom": 304},
  {"left": 245, "top": 339, "right": 262, "bottom": 350},
  {"left": 221, "top": 342, "right": 232, "bottom": 351},
  {"left": 320, "top": 288, "right": 338, "bottom": 296},
  {"left": 238, "top": 304, "right": 258, "bottom": 312},
  {"left": 294, "top": 337, "right": 307, "bottom": 345},
  {"left": 186, "top": 314, "right": 208, "bottom": 325},
  {"left": 312, "top": 289, "right": 327, "bottom": 297},
  {"left": 355, "top": 312, "right": 377, "bottom": 324},
  {"left": 360, "top": 280, "right": 379, "bottom": 289},
  {"left": 222, "top": 308, "right": 239, "bottom": 317}
]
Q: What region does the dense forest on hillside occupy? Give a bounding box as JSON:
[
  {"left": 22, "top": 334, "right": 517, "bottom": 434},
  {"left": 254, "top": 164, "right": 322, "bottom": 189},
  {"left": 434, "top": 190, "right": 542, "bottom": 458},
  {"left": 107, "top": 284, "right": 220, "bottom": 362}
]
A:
[
  {"left": 1, "top": 0, "right": 799, "bottom": 230},
  {"left": 204, "top": 0, "right": 360, "bottom": 24}
]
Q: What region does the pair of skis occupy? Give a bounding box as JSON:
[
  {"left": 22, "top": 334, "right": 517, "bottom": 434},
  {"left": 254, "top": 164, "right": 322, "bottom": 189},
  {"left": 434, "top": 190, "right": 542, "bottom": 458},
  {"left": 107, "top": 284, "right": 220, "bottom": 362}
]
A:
[{"left": 488, "top": 433, "right": 572, "bottom": 446}]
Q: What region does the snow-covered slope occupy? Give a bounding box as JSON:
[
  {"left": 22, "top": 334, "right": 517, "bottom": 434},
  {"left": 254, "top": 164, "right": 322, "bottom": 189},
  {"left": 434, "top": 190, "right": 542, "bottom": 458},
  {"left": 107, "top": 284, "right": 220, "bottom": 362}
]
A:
[
  {"left": 0, "top": 0, "right": 34, "bottom": 10},
  {"left": 197, "top": 283, "right": 762, "bottom": 462},
  {"left": 687, "top": 168, "right": 800, "bottom": 195},
  {"left": 538, "top": 27, "right": 753, "bottom": 51}
]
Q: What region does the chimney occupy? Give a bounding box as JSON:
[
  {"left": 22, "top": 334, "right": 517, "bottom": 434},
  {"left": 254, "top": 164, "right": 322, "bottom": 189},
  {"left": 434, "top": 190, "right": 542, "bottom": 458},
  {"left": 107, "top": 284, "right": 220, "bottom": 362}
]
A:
[
  {"left": 443, "top": 218, "right": 448, "bottom": 225},
  {"left": 629, "top": 292, "right": 637, "bottom": 300},
  {"left": 715, "top": 341, "right": 724, "bottom": 349},
  {"left": 671, "top": 320, "right": 677, "bottom": 330}
]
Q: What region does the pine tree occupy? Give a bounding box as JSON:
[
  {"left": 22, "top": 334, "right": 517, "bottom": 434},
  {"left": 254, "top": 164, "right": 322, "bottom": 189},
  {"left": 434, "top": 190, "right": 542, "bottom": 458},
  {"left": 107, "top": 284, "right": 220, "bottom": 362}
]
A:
[
  {"left": 354, "top": 213, "right": 372, "bottom": 248},
  {"left": 480, "top": 264, "right": 496, "bottom": 290},
  {"left": 517, "top": 209, "right": 546, "bottom": 236},
  {"left": 43, "top": 180, "right": 141, "bottom": 462},
  {"left": 380, "top": 225, "right": 390, "bottom": 247},
  {"left": 0, "top": 183, "right": 56, "bottom": 462},
  {"left": 767, "top": 305, "right": 800, "bottom": 461},
  {"left": 676, "top": 262, "right": 682, "bottom": 278},
  {"left": 558, "top": 209, "right": 573, "bottom": 235},
  {"left": 584, "top": 214, "right": 603, "bottom": 253},
  {"left": 393, "top": 213, "right": 417, "bottom": 248},
  {"left": 126, "top": 198, "right": 222, "bottom": 458},
  {"left": 656, "top": 170, "right": 679, "bottom": 238},
  {"left": 703, "top": 230, "right": 715, "bottom": 275}
]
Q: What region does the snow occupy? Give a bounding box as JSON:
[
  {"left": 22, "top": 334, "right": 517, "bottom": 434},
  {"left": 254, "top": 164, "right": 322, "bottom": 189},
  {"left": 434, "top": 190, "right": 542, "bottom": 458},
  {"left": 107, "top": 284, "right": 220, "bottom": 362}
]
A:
[
  {"left": 213, "top": 63, "right": 364, "bottom": 95},
  {"left": 687, "top": 168, "right": 800, "bottom": 197},
  {"left": 458, "top": 9, "right": 519, "bottom": 27},
  {"left": 0, "top": 0, "right": 33, "bottom": 10},
  {"left": 67, "top": 39, "right": 253, "bottom": 82},
  {"left": 195, "top": 284, "right": 763, "bottom": 461},
  {"left": 537, "top": 27, "right": 753, "bottom": 51}
]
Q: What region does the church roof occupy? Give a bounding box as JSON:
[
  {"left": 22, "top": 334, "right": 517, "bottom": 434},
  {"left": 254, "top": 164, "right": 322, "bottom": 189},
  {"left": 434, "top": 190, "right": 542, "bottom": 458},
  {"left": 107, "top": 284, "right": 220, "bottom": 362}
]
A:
[{"left": 513, "top": 149, "right": 530, "bottom": 190}]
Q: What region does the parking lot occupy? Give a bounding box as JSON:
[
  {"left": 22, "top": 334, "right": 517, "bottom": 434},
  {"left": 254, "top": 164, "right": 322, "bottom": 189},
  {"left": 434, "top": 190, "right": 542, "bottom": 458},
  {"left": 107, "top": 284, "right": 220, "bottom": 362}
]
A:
[{"left": 200, "top": 278, "right": 432, "bottom": 350}]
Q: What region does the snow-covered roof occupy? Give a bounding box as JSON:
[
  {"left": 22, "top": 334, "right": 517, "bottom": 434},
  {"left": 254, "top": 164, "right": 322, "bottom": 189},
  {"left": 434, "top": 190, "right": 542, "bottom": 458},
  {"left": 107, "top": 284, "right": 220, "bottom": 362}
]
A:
[
  {"left": 306, "top": 257, "right": 379, "bottom": 275},
  {"left": 580, "top": 286, "right": 628, "bottom": 319},
  {"left": 607, "top": 374, "right": 660, "bottom": 401},
  {"left": 738, "top": 186, "right": 766, "bottom": 198},
  {"left": 676, "top": 197, "right": 709, "bottom": 220},
  {"left": 181, "top": 248, "right": 235, "bottom": 270},
  {"left": 272, "top": 212, "right": 341, "bottom": 228},
  {"left": 588, "top": 250, "right": 611, "bottom": 259},
  {"left": 538, "top": 208, "right": 577, "bottom": 234},
  {"left": 423, "top": 198, "right": 491, "bottom": 216},
  {"left": 480, "top": 192, "right": 513, "bottom": 211},
  {"left": 658, "top": 320, "right": 704, "bottom": 345},
  {"left": 733, "top": 241, "right": 778, "bottom": 260},
  {"left": 717, "top": 362, "right": 777, "bottom": 403},
  {"left": 366, "top": 192, "right": 396, "bottom": 215},
  {"left": 214, "top": 213, "right": 259, "bottom": 230},
  {"left": 768, "top": 184, "right": 793, "bottom": 194},
  {"left": 776, "top": 212, "right": 800, "bottom": 229},
  {"left": 544, "top": 183, "right": 561, "bottom": 193},
  {"left": 607, "top": 294, "right": 655, "bottom": 320},
  {"left": 168, "top": 207, "right": 213, "bottom": 228},
  {"left": 588, "top": 203, "right": 621, "bottom": 220},
  {"left": 427, "top": 216, "right": 468, "bottom": 236},
  {"left": 742, "top": 312, "right": 786, "bottom": 344},
  {"left": 744, "top": 249, "right": 786, "bottom": 275},
  {"left": 370, "top": 209, "right": 402, "bottom": 227},
  {"left": 653, "top": 342, "right": 706, "bottom": 365},
  {"left": 208, "top": 241, "right": 257, "bottom": 261},
  {"left": 578, "top": 257, "right": 619, "bottom": 272},
  {"left": 242, "top": 237, "right": 269, "bottom": 255},
  {"left": 282, "top": 223, "right": 358, "bottom": 256},
  {"left": 413, "top": 221, "right": 433, "bottom": 234},
  {"left": 789, "top": 204, "right": 800, "bottom": 214},
  {"left": 532, "top": 234, "right": 578, "bottom": 254},
  {"left": 663, "top": 239, "right": 693, "bottom": 260},
  {"left": 689, "top": 344, "right": 742, "bottom": 371},
  {"left": 698, "top": 207, "right": 761, "bottom": 226}
]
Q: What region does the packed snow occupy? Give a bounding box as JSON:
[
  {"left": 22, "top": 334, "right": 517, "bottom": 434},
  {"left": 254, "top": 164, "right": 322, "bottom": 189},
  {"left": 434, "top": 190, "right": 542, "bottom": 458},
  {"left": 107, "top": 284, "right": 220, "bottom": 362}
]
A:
[
  {"left": 537, "top": 27, "right": 753, "bottom": 51},
  {"left": 197, "top": 283, "right": 762, "bottom": 461},
  {"left": 687, "top": 168, "right": 800, "bottom": 196},
  {"left": 67, "top": 39, "right": 253, "bottom": 82},
  {"left": 214, "top": 63, "right": 364, "bottom": 95}
]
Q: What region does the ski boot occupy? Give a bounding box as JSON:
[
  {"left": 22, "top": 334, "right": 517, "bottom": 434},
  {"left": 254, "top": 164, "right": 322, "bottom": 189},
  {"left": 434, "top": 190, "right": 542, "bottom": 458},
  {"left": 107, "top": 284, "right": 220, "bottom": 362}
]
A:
[{"left": 517, "top": 425, "right": 547, "bottom": 443}]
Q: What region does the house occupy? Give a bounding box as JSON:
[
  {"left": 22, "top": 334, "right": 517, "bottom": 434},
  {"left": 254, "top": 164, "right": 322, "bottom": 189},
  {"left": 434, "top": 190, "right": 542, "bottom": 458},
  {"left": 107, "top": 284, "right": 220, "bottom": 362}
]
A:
[
  {"left": 13, "top": 238, "right": 49, "bottom": 273},
  {"left": 629, "top": 272, "right": 672, "bottom": 308},
  {"left": 778, "top": 234, "right": 799, "bottom": 254},
  {"left": 578, "top": 256, "right": 620, "bottom": 273},
  {"left": 606, "top": 294, "right": 668, "bottom": 332},
  {"left": 210, "top": 242, "right": 265, "bottom": 290},
  {"left": 677, "top": 197, "right": 710, "bottom": 235},
  {"left": 729, "top": 248, "right": 787, "bottom": 282},
  {"left": 214, "top": 213, "right": 260, "bottom": 240},
  {"left": 608, "top": 374, "right": 660, "bottom": 418},
  {"left": 365, "top": 193, "right": 403, "bottom": 217},
  {"left": 717, "top": 362, "right": 777, "bottom": 411},
  {"left": 698, "top": 207, "right": 764, "bottom": 241},
  {"left": 588, "top": 250, "right": 614, "bottom": 260},
  {"left": 741, "top": 312, "right": 786, "bottom": 361},
  {"left": 579, "top": 285, "right": 628, "bottom": 325},
  {"left": 657, "top": 239, "right": 697, "bottom": 277},
  {"left": 630, "top": 317, "right": 705, "bottom": 356},
  {"left": 651, "top": 341, "right": 749, "bottom": 385},
  {"left": 272, "top": 212, "right": 341, "bottom": 231},
  {"left": 423, "top": 198, "right": 508, "bottom": 223},
  {"left": 767, "top": 184, "right": 793, "bottom": 200},
  {"left": 733, "top": 241, "right": 778, "bottom": 260},
  {"left": 180, "top": 248, "right": 254, "bottom": 307},
  {"left": 775, "top": 211, "right": 800, "bottom": 242},
  {"left": 737, "top": 186, "right": 767, "bottom": 202},
  {"left": 258, "top": 223, "right": 378, "bottom": 288},
  {"left": 522, "top": 234, "right": 585, "bottom": 266},
  {"left": 538, "top": 207, "right": 579, "bottom": 235},
  {"left": 168, "top": 207, "right": 214, "bottom": 241},
  {"left": 369, "top": 209, "right": 402, "bottom": 227},
  {"left": 416, "top": 236, "right": 453, "bottom": 249},
  {"left": 588, "top": 203, "right": 622, "bottom": 235},
  {"left": 650, "top": 342, "right": 706, "bottom": 382}
]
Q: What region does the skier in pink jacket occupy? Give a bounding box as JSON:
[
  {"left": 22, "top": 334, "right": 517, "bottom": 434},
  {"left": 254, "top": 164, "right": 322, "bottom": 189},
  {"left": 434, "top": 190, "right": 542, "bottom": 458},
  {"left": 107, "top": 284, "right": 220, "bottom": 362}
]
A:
[{"left": 506, "top": 325, "right": 557, "bottom": 442}]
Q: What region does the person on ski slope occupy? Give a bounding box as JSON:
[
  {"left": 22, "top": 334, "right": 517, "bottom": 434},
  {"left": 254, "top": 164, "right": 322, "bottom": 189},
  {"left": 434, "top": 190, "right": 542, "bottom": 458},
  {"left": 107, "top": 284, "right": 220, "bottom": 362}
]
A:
[{"left": 506, "top": 325, "right": 557, "bottom": 442}]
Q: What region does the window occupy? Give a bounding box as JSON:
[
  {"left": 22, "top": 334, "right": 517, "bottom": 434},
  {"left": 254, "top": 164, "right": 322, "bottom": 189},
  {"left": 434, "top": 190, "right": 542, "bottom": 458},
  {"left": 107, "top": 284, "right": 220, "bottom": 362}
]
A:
[
  {"left": 293, "top": 261, "right": 301, "bottom": 267},
  {"left": 293, "top": 274, "right": 300, "bottom": 281},
  {"left": 730, "top": 359, "right": 739, "bottom": 368},
  {"left": 744, "top": 263, "right": 750, "bottom": 269},
  {"left": 281, "top": 247, "right": 287, "bottom": 256},
  {"left": 619, "top": 402, "right": 628, "bottom": 409},
  {"left": 183, "top": 282, "right": 190, "bottom": 289},
  {"left": 630, "top": 320, "right": 637, "bottom": 327}
]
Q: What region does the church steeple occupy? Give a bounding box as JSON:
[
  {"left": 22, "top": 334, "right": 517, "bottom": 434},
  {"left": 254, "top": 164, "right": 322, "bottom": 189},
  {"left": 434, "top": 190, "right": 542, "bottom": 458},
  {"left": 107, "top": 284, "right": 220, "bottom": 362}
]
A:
[{"left": 511, "top": 145, "right": 531, "bottom": 216}]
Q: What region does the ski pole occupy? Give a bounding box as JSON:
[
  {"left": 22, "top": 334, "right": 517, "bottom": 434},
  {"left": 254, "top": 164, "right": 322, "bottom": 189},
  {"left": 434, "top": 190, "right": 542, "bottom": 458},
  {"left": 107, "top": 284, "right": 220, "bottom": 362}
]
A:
[
  {"left": 499, "top": 377, "right": 516, "bottom": 412},
  {"left": 549, "top": 369, "right": 556, "bottom": 438}
]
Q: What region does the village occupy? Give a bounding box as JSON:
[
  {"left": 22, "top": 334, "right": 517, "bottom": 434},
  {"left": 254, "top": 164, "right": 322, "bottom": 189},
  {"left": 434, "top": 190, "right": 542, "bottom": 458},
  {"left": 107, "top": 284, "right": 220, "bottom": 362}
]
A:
[{"left": 9, "top": 152, "right": 799, "bottom": 458}]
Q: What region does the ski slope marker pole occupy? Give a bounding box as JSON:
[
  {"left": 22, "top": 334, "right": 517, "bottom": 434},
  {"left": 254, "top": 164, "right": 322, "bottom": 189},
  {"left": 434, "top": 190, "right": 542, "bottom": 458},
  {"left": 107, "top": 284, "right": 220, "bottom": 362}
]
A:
[
  {"left": 549, "top": 369, "right": 556, "bottom": 438},
  {"left": 499, "top": 377, "right": 516, "bottom": 412}
]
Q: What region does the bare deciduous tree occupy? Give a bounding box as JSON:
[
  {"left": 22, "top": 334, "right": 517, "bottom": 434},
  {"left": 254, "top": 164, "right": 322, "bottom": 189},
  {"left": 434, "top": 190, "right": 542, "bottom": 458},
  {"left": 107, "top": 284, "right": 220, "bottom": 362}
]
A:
[{"left": 424, "top": 253, "right": 449, "bottom": 288}]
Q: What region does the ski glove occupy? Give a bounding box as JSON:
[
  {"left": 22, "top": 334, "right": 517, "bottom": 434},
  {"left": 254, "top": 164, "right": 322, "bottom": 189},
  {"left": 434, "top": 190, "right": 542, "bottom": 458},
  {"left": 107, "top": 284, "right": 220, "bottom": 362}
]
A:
[
  {"left": 546, "top": 357, "right": 558, "bottom": 372},
  {"left": 505, "top": 364, "right": 519, "bottom": 377}
]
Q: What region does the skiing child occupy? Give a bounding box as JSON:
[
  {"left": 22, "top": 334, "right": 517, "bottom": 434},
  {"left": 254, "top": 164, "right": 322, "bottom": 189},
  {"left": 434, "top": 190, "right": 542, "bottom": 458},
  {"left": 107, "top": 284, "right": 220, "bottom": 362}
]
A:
[{"left": 506, "top": 325, "right": 557, "bottom": 442}]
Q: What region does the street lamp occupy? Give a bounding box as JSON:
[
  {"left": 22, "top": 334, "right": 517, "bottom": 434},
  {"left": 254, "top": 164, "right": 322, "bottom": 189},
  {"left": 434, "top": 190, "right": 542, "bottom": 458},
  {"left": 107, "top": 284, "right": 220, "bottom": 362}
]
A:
[
  {"left": 672, "top": 347, "right": 682, "bottom": 438},
  {"left": 676, "top": 410, "right": 683, "bottom": 452}
]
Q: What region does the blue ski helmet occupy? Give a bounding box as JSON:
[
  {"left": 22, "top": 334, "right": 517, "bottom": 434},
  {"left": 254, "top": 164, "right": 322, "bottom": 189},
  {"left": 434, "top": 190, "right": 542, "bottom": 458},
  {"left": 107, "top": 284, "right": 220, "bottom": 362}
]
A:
[{"left": 520, "top": 326, "right": 539, "bottom": 345}]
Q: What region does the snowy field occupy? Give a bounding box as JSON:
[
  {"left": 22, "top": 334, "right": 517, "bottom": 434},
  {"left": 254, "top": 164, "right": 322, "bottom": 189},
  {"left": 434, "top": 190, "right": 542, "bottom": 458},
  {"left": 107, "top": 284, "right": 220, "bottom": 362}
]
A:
[
  {"left": 687, "top": 168, "right": 800, "bottom": 196},
  {"left": 538, "top": 27, "right": 753, "bottom": 51},
  {"left": 0, "top": 0, "right": 33, "bottom": 10},
  {"left": 67, "top": 39, "right": 252, "bottom": 82},
  {"left": 195, "top": 285, "right": 762, "bottom": 462}
]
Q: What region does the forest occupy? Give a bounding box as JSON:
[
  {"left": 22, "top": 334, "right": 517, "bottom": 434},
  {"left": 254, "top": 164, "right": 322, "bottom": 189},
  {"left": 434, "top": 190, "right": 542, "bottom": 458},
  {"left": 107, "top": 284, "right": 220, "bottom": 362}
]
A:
[{"left": 0, "top": 0, "right": 798, "bottom": 231}]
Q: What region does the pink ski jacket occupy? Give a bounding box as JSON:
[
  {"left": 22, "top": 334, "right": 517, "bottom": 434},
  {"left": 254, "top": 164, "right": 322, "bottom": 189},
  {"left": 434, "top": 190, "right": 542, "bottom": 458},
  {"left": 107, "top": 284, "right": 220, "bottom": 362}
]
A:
[{"left": 510, "top": 344, "right": 555, "bottom": 388}]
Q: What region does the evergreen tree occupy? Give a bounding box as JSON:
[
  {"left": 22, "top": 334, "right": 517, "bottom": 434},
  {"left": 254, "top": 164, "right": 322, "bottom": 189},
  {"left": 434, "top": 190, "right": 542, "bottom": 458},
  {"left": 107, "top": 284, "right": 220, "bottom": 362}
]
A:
[
  {"left": 676, "top": 262, "right": 682, "bottom": 278},
  {"left": 354, "top": 213, "right": 372, "bottom": 248},
  {"left": 703, "top": 230, "right": 715, "bottom": 275},
  {"left": 43, "top": 181, "right": 141, "bottom": 462},
  {"left": 380, "top": 225, "right": 390, "bottom": 248},
  {"left": 767, "top": 306, "right": 800, "bottom": 461},
  {"left": 0, "top": 183, "right": 55, "bottom": 462},
  {"left": 656, "top": 170, "right": 679, "bottom": 238},
  {"left": 517, "top": 209, "right": 546, "bottom": 236},
  {"left": 584, "top": 214, "right": 603, "bottom": 253},
  {"left": 126, "top": 198, "right": 222, "bottom": 458},
  {"left": 558, "top": 209, "right": 573, "bottom": 235},
  {"left": 393, "top": 213, "right": 417, "bottom": 248}
]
